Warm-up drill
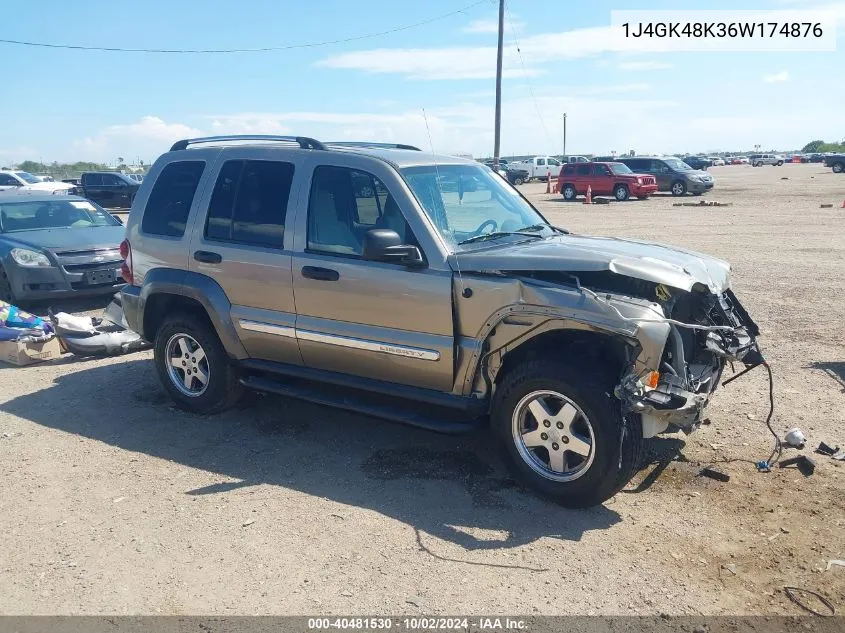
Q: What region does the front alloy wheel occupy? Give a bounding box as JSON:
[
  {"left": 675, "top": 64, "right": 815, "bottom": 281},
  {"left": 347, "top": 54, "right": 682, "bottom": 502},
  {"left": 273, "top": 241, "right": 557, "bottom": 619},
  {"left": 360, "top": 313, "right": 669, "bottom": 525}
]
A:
[
  {"left": 512, "top": 390, "right": 595, "bottom": 482},
  {"left": 671, "top": 181, "right": 686, "bottom": 196},
  {"left": 562, "top": 185, "right": 577, "bottom": 200}
]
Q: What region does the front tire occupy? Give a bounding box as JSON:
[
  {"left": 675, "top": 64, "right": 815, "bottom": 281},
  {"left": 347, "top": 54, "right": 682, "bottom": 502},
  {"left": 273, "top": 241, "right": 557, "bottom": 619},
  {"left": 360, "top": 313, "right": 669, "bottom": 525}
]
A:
[
  {"left": 493, "top": 360, "right": 643, "bottom": 508},
  {"left": 513, "top": 177, "right": 524, "bottom": 186},
  {"left": 154, "top": 314, "right": 243, "bottom": 414},
  {"left": 562, "top": 184, "right": 577, "bottom": 201},
  {"left": 613, "top": 184, "right": 629, "bottom": 201},
  {"left": 670, "top": 180, "right": 687, "bottom": 196},
  {"left": 0, "top": 266, "right": 15, "bottom": 304}
]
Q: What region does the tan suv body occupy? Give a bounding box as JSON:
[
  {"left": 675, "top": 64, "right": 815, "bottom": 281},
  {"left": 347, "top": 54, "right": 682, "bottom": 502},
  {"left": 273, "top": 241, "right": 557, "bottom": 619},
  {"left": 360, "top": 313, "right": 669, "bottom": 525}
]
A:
[{"left": 120, "top": 135, "right": 763, "bottom": 507}]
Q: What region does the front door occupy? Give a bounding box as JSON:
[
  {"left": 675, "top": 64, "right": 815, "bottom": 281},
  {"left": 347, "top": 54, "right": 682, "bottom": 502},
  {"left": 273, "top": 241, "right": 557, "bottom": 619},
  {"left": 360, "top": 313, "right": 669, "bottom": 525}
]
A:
[
  {"left": 189, "top": 152, "right": 304, "bottom": 365},
  {"left": 574, "top": 163, "right": 590, "bottom": 194},
  {"left": 291, "top": 160, "right": 454, "bottom": 392}
]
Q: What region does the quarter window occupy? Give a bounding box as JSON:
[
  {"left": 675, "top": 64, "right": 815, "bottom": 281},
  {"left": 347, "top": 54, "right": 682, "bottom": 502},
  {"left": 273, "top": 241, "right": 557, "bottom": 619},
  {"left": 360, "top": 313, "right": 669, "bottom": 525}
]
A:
[
  {"left": 204, "top": 159, "right": 293, "bottom": 248},
  {"left": 575, "top": 165, "right": 590, "bottom": 176},
  {"left": 141, "top": 161, "right": 205, "bottom": 238}
]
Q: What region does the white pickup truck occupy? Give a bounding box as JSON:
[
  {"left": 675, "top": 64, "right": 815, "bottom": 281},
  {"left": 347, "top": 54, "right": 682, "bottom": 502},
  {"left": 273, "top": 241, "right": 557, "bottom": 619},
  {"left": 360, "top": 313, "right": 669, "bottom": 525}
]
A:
[{"left": 508, "top": 156, "right": 563, "bottom": 181}]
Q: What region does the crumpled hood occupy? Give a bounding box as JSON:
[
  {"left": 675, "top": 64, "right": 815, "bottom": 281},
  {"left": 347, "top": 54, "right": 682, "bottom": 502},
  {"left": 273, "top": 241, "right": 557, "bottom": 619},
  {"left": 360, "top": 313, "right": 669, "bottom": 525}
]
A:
[{"left": 452, "top": 234, "right": 732, "bottom": 293}]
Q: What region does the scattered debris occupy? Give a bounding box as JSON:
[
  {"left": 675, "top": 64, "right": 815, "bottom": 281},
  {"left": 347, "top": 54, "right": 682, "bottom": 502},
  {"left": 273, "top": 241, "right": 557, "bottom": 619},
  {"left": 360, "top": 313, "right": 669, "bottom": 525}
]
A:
[
  {"left": 783, "top": 586, "right": 836, "bottom": 616},
  {"left": 833, "top": 451, "right": 845, "bottom": 461},
  {"left": 780, "top": 177, "right": 789, "bottom": 180},
  {"left": 722, "top": 563, "right": 738, "bottom": 575},
  {"left": 49, "top": 294, "right": 150, "bottom": 358},
  {"left": 112, "top": 497, "right": 125, "bottom": 504},
  {"left": 594, "top": 198, "right": 611, "bottom": 205},
  {"left": 746, "top": 413, "right": 756, "bottom": 420},
  {"left": 826, "top": 560, "right": 845, "bottom": 572},
  {"left": 820, "top": 204, "right": 833, "bottom": 208},
  {"left": 780, "top": 526, "right": 790, "bottom": 534},
  {"left": 405, "top": 596, "right": 424, "bottom": 607},
  {"left": 700, "top": 467, "right": 730, "bottom": 482},
  {"left": 672, "top": 200, "right": 733, "bottom": 207},
  {"left": 816, "top": 442, "right": 840, "bottom": 456},
  {"left": 779, "top": 455, "right": 816, "bottom": 476},
  {"left": 241, "top": 519, "right": 255, "bottom": 527},
  {"left": 784, "top": 427, "right": 807, "bottom": 449},
  {"left": 341, "top": 589, "right": 354, "bottom": 597}
]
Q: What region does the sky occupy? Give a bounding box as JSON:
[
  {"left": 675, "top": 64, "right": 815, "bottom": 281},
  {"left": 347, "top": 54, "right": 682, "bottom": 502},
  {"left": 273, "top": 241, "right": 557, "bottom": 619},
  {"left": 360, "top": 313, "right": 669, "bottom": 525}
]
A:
[{"left": 1, "top": 0, "right": 843, "bottom": 166}]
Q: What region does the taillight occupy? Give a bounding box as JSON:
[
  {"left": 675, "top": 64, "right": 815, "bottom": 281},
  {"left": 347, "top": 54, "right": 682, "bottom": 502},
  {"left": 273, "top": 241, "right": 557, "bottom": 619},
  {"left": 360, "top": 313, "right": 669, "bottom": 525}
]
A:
[{"left": 119, "top": 239, "right": 134, "bottom": 285}]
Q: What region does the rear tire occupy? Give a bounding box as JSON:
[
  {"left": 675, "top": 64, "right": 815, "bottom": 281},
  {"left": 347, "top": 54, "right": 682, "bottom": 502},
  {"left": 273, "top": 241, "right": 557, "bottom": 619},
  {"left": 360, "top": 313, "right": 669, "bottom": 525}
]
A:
[
  {"left": 613, "top": 184, "right": 629, "bottom": 201},
  {"left": 513, "top": 177, "right": 524, "bottom": 186},
  {"left": 154, "top": 313, "right": 243, "bottom": 414},
  {"left": 493, "top": 359, "right": 643, "bottom": 508},
  {"left": 832, "top": 162, "right": 844, "bottom": 173},
  {"left": 562, "top": 184, "right": 577, "bottom": 201}
]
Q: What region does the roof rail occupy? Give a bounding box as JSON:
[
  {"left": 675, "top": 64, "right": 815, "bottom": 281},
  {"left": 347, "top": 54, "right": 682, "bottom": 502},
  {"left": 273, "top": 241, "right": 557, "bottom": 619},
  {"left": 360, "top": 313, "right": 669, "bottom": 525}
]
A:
[
  {"left": 169, "top": 135, "right": 326, "bottom": 152},
  {"left": 326, "top": 142, "right": 422, "bottom": 151}
]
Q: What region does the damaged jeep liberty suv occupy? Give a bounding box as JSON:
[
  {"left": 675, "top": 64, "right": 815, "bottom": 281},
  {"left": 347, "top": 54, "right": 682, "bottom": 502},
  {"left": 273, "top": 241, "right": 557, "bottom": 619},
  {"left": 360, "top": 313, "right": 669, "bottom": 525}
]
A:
[{"left": 120, "top": 135, "right": 763, "bottom": 507}]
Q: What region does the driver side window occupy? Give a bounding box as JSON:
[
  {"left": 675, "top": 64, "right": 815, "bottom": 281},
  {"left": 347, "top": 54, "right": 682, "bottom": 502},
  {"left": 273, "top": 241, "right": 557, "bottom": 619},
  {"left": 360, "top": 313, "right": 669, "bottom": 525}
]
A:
[{"left": 307, "top": 166, "right": 414, "bottom": 258}]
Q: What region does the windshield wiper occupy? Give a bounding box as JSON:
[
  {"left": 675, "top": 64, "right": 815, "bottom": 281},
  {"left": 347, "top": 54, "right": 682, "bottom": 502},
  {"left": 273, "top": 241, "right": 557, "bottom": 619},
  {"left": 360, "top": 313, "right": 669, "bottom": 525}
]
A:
[
  {"left": 458, "top": 231, "right": 545, "bottom": 245},
  {"left": 517, "top": 223, "right": 569, "bottom": 235}
]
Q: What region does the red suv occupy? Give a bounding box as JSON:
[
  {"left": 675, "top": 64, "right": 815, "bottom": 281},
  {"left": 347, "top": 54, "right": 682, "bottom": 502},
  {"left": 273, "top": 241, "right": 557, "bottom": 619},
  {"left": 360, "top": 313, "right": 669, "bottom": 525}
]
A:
[{"left": 558, "top": 162, "right": 658, "bottom": 201}]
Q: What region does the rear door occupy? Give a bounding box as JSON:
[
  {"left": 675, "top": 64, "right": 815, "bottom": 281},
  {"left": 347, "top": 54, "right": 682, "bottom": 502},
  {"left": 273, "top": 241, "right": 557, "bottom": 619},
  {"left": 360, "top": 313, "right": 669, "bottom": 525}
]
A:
[
  {"left": 290, "top": 156, "right": 454, "bottom": 392},
  {"left": 574, "top": 163, "right": 590, "bottom": 193},
  {"left": 82, "top": 173, "right": 108, "bottom": 205},
  {"left": 590, "top": 163, "right": 613, "bottom": 195},
  {"left": 647, "top": 160, "right": 671, "bottom": 190},
  {"left": 188, "top": 150, "right": 304, "bottom": 365}
]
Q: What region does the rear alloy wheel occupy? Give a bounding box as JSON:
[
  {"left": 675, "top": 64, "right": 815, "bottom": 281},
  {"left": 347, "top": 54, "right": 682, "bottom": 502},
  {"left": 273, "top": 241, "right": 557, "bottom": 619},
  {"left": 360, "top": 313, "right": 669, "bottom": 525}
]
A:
[
  {"left": 832, "top": 162, "right": 844, "bottom": 173},
  {"left": 562, "top": 184, "right": 577, "bottom": 201},
  {"left": 154, "top": 314, "right": 243, "bottom": 414},
  {"left": 513, "top": 177, "right": 524, "bottom": 186},
  {"left": 671, "top": 181, "right": 687, "bottom": 196},
  {"left": 613, "top": 184, "right": 629, "bottom": 201}
]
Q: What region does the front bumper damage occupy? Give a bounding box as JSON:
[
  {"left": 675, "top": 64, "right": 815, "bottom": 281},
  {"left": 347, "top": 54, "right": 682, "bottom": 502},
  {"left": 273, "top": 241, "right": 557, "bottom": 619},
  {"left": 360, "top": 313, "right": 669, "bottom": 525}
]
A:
[{"left": 617, "top": 289, "right": 763, "bottom": 438}]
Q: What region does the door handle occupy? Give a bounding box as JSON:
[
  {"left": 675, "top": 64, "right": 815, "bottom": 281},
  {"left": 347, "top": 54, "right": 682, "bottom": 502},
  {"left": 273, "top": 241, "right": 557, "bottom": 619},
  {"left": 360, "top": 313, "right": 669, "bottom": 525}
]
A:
[
  {"left": 194, "top": 250, "right": 222, "bottom": 264},
  {"left": 301, "top": 266, "right": 339, "bottom": 281}
]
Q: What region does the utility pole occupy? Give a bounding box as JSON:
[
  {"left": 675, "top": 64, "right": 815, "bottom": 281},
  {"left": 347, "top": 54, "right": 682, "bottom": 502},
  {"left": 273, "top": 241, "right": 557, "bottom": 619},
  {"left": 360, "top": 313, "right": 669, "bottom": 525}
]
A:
[
  {"left": 492, "top": 0, "right": 504, "bottom": 169},
  {"left": 562, "top": 113, "right": 567, "bottom": 157}
]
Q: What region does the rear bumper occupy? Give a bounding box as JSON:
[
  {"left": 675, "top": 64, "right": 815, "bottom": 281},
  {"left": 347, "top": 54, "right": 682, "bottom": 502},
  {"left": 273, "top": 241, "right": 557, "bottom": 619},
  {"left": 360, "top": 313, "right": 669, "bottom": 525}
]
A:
[{"left": 120, "top": 284, "right": 143, "bottom": 337}]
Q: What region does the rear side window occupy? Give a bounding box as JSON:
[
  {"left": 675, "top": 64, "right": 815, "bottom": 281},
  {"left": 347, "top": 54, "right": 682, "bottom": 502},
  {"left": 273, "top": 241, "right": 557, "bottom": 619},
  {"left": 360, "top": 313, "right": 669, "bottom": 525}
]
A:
[
  {"left": 575, "top": 165, "right": 590, "bottom": 176},
  {"left": 141, "top": 161, "right": 205, "bottom": 237},
  {"left": 84, "top": 173, "right": 103, "bottom": 186},
  {"left": 204, "top": 159, "right": 293, "bottom": 248},
  {"left": 562, "top": 165, "right": 575, "bottom": 175}
]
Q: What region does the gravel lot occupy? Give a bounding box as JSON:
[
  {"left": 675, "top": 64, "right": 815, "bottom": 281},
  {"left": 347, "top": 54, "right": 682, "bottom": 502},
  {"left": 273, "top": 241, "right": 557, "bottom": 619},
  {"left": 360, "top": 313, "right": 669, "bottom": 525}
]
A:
[{"left": 1, "top": 163, "right": 843, "bottom": 615}]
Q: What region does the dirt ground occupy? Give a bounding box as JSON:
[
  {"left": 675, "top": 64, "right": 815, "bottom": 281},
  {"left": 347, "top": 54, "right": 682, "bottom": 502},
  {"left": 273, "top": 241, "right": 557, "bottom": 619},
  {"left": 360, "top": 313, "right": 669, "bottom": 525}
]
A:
[{"left": 1, "top": 163, "right": 843, "bottom": 616}]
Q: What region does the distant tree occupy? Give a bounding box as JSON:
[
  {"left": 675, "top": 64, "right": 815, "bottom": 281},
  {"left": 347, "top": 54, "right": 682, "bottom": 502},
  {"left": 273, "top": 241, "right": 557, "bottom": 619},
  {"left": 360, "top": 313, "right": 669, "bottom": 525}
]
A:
[
  {"left": 18, "top": 160, "right": 46, "bottom": 173},
  {"left": 801, "top": 140, "right": 825, "bottom": 153}
]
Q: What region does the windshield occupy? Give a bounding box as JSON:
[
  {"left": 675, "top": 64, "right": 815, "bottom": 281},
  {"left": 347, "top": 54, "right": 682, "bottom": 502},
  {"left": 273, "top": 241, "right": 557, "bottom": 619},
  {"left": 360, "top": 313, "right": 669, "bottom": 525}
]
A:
[
  {"left": 0, "top": 199, "right": 120, "bottom": 233},
  {"left": 664, "top": 158, "right": 692, "bottom": 171},
  {"left": 401, "top": 164, "right": 551, "bottom": 249},
  {"left": 609, "top": 163, "right": 633, "bottom": 175},
  {"left": 14, "top": 171, "right": 41, "bottom": 184}
]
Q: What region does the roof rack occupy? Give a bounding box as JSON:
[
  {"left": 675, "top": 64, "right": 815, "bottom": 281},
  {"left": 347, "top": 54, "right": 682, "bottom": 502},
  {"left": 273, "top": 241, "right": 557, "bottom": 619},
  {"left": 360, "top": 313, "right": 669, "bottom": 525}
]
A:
[
  {"left": 169, "top": 135, "right": 326, "bottom": 152},
  {"left": 326, "top": 142, "right": 422, "bottom": 151}
]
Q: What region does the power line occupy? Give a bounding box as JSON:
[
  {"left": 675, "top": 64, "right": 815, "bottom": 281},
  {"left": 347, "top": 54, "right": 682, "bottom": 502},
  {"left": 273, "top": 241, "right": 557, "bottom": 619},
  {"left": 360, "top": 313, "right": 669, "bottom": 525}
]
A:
[
  {"left": 0, "top": 0, "right": 492, "bottom": 54},
  {"left": 504, "top": 2, "right": 554, "bottom": 153}
]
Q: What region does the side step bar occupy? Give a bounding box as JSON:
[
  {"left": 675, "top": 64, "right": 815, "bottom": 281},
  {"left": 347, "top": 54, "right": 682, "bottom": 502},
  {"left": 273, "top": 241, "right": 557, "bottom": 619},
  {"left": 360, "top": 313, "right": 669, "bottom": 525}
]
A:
[
  {"left": 240, "top": 375, "right": 486, "bottom": 434},
  {"left": 240, "top": 358, "right": 486, "bottom": 414}
]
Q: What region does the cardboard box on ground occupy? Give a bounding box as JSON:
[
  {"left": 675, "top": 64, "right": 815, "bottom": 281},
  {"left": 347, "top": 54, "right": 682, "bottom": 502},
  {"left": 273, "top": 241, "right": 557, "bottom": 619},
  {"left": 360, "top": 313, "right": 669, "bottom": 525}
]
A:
[{"left": 0, "top": 337, "right": 61, "bottom": 366}]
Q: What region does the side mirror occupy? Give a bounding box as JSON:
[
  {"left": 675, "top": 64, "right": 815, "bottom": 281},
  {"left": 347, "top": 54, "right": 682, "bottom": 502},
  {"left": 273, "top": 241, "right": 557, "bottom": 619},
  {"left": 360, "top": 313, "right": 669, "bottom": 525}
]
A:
[{"left": 362, "top": 229, "right": 424, "bottom": 267}]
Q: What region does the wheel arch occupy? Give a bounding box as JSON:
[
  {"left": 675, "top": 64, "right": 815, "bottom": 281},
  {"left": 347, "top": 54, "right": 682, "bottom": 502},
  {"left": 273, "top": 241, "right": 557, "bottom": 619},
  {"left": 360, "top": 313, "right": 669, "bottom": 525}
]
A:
[{"left": 138, "top": 268, "right": 248, "bottom": 360}]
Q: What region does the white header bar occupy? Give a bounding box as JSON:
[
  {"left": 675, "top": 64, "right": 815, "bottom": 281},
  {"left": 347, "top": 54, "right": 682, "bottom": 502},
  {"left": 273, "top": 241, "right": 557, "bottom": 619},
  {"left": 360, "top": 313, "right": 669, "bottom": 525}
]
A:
[{"left": 609, "top": 10, "right": 837, "bottom": 52}]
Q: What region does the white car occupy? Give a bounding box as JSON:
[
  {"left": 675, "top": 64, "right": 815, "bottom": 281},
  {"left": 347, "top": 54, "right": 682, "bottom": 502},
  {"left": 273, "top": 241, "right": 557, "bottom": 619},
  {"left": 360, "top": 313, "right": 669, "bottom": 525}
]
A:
[
  {"left": 0, "top": 170, "right": 74, "bottom": 193},
  {"left": 708, "top": 156, "right": 726, "bottom": 166}
]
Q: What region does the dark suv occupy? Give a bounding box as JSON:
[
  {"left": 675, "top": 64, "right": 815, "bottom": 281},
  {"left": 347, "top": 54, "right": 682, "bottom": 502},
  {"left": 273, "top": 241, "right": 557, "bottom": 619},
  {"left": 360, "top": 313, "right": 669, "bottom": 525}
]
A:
[
  {"left": 119, "top": 134, "right": 762, "bottom": 507},
  {"left": 615, "top": 157, "right": 714, "bottom": 196}
]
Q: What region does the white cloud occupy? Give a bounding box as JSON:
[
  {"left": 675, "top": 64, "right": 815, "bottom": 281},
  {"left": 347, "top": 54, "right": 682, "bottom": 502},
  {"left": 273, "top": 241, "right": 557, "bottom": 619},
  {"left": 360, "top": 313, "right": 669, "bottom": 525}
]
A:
[
  {"left": 317, "top": 25, "right": 633, "bottom": 80},
  {"left": 764, "top": 70, "right": 790, "bottom": 82},
  {"left": 617, "top": 61, "right": 673, "bottom": 71},
  {"left": 73, "top": 116, "right": 202, "bottom": 161}
]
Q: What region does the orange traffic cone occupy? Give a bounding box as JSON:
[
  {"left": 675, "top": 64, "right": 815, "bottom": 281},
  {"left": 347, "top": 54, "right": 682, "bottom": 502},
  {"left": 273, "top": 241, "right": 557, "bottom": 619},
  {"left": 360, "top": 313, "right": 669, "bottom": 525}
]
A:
[
  {"left": 584, "top": 185, "right": 592, "bottom": 204},
  {"left": 545, "top": 173, "right": 551, "bottom": 194}
]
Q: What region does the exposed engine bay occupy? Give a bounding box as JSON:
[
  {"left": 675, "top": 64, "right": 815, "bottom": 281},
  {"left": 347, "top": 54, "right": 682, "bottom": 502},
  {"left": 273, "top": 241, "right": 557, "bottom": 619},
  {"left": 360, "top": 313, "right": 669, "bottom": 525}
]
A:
[{"left": 519, "top": 269, "right": 764, "bottom": 437}]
